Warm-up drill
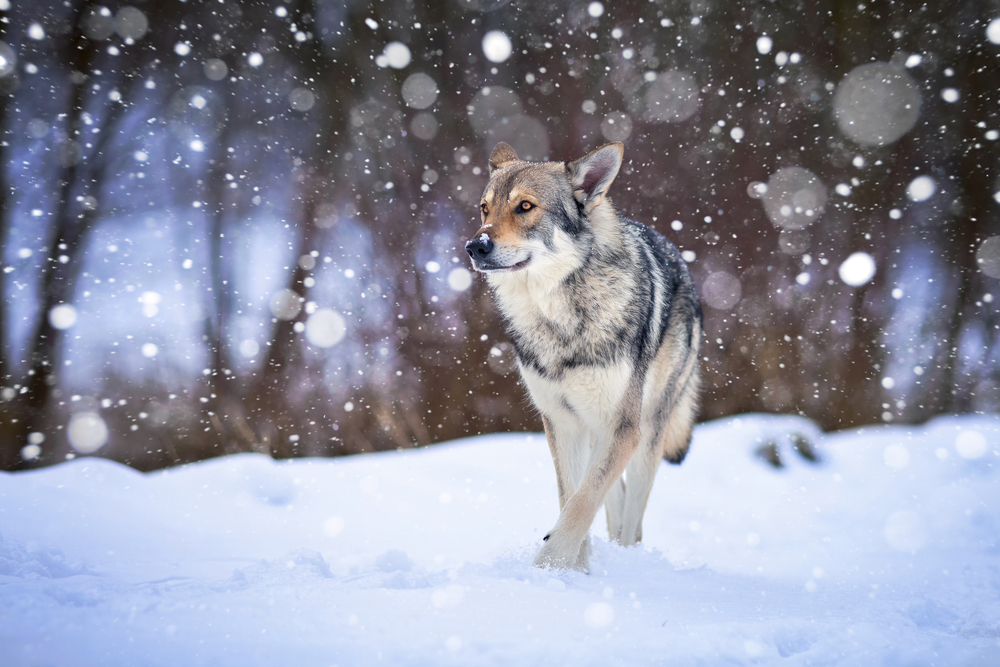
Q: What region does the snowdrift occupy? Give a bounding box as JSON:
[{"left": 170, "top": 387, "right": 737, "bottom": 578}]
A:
[{"left": 1, "top": 414, "right": 998, "bottom": 666}]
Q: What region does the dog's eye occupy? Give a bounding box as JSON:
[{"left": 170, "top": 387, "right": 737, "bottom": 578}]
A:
[
  {"left": 481, "top": 203, "right": 489, "bottom": 216},
  {"left": 519, "top": 201, "right": 534, "bottom": 211}
]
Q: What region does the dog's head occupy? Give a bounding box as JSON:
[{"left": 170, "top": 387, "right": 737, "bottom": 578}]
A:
[{"left": 465, "top": 142, "right": 623, "bottom": 277}]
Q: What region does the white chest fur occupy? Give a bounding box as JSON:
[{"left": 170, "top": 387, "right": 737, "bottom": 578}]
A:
[{"left": 519, "top": 360, "right": 633, "bottom": 431}]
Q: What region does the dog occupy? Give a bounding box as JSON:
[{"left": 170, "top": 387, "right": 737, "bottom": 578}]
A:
[{"left": 465, "top": 142, "right": 702, "bottom": 572}]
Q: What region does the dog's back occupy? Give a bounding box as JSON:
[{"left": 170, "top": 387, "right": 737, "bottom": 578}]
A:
[
  {"left": 620, "top": 217, "right": 702, "bottom": 463},
  {"left": 622, "top": 218, "right": 702, "bottom": 464}
]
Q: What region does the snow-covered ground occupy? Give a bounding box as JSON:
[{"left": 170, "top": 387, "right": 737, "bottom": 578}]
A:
[{"left": 2, "top": 414, "right": 998, "bottom": 666}]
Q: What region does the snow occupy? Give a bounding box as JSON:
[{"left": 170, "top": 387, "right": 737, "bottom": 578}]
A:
[
  {"left": 48, "top": 304, "right": 78, "bottom": 330},
  {"left": 269, "top": 289, "right": 302, "bottom": 321},
  {"left": 955, "top": 431, "right": 988, "bottom": 460},
  {"left": 19, "top": 444, "right": 41, "bottom": 462},
  {"left": 239, "top": 339, "right": 260, "bottom": 358},
  {"left": 838, "top": 251, "right": 876, "bottom": 287},
  {"left": 380, "top": 42, "right": 412, "bottom": 70},
  {"left": 833, "top": 62, "right": 920, "bottom": 147},
  {"left": 481, "top": 31, "right": 513, "bottom": 64},
  {"left": 701, "top": 271, "right": 741, "bottom": 310},
  {"left": 304, "top": 308, "right": 346, "bottom": 348},
  {"left": 643, "top": 70, "right": 700, "bottom": 123},
  {"left": 600, "top": 112, "right": 633, "bottom": 142},
  {"left": 66, "top": 412, "right": 109, "bottom": 454},
  {"left": 139, "top": 291, "right": 161, "bottom": 318},
  {"left": 203, "top": 58, "right": 228, "bottom": 81},
  {"left": 0, "top": 41, "right": 15, "bottom": 76},
  {"left": 447, "top": 267, "right": 473, "bottom": 292},
  {"left": 761, "top": 166, "right": 826, "bottom": 230},
  {"left": 941, "top": 88, "right": 960, "bottom": 103},
  {"left": 289, "top": 88, "right": 315, "bottom": 112},
  {"left": 114, "top": 7, "right": 149, "bottom": 42},
  {"left": 747, "top": 181, "right": 767, "bottom": 199},
  {"left": 988, "top": 18, "right": 1000, "bottom": 45},
  {"left": 401, "top": 73, "right": 438, "bottom": 109},
  {"left": 2, "top": 415, "right": 998, "bottom": 665},
  {"left": 907, "top": 175, "right": 937, "bottom": 202},
  {"left": 977, "top": 236, "right": 1000, "bottom": 278}
]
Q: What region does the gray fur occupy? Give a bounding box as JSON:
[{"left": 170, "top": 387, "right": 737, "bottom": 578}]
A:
[{"left": 466, "top": 142, "right": 702, "bottom": 572}]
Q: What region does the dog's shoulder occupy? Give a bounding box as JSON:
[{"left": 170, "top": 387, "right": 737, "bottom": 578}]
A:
[
  {"left": 616, "top": 215, "right": 683, "bottom": 277},
  {"left": 619, "top": 212, "right": 701, "bottom": 313}
]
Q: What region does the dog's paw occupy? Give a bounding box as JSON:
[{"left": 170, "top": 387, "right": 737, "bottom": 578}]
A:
[{"left": 533, "top": 533, "right": 589, "bottom": 572}]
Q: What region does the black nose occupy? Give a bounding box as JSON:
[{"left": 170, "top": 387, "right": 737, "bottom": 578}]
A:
[{"left": 465, "top": 235, "right": 494, "bottom": 258}]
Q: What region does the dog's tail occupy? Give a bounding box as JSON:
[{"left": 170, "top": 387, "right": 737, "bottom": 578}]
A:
[{"left": 662, "top": 319, "right": 701, "bottom": 465}]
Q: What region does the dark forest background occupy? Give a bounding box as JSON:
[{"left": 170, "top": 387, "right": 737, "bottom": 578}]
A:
[{"left": 1, "top": 0, "right": 999, "bottom": 471}]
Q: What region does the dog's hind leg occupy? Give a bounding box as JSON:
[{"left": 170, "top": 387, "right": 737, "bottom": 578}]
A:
[
  {"left": 575, "top": 534, "right": 591, "bottom": 571},
  {"left": 618, "top": 433, "right": 661, "bottom": 547},
  {"left": 604, "top": 477, "right": 626, "bottom": 542},
  {"left": 620, "top": 362, "right": 700, "bottom": 545}
]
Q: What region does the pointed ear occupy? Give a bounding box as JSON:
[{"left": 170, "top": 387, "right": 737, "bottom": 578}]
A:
[
  {"left": 489, "top": 142, "right": 520, "bottom": 174},
  {"left": 568, "top": 143, "right": 624, "bottom": 211}
]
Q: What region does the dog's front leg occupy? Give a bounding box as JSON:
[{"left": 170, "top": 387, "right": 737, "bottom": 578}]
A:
[
  {"left": 534, "top": 403, "right": 642, "bottom": 571},
  {"left": 541, "top": 414, "right": 590, "bottom": 510}
]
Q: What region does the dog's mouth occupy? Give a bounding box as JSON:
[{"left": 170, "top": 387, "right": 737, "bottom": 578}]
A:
[{"left": 474, "top": 256, "right": 532, "bottom": 273}]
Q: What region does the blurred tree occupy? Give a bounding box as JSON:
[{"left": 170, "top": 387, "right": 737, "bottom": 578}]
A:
[
  {"left": 1, "top": 0, "right": 997, "bottom": 471},
  {"left": 0, "top": 13, "right": 12, "bottom": 388},
  {"left": 0, "top": 0, "right": 185, "bottom": 468}
]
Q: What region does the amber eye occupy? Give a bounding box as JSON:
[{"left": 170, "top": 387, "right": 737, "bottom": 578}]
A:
[
  {"left": 481, "top": 202, "right": 489, "bottom": 216},
  {"left": 519, "top": 201, "right": 534, "bottom": 211}
]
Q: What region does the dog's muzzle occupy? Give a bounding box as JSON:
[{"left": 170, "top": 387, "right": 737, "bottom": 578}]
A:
[
  {"left": 465, "top": 234, "right": 494, "bottom": 260},
  {"left": 465, "top": 234, "right": 531, "bottom": 272},
  {"left": 465, "top": 234, "right": 496, "bottom": 271}
]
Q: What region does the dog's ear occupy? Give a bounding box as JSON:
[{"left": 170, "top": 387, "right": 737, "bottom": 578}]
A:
[
  {"left": 568, "top": 143, "right": 624, "bottom": 212},
  {"left": 489, "top": 142, "right": 520, "bottom": 174}
]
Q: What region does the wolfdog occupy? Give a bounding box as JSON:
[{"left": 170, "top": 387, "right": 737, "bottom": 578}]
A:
[{"left": 465, "top": 142, "right": 702, "bottom": 572}]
